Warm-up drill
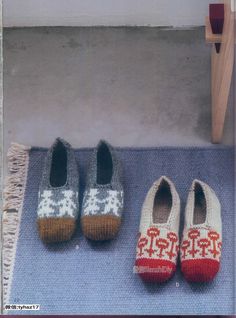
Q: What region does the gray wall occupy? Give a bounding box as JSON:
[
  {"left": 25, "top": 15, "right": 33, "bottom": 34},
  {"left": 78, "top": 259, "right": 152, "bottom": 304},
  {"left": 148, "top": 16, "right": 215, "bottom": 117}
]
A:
[{"left": 3, "top": 0, "right": 218, "bottom": 27}]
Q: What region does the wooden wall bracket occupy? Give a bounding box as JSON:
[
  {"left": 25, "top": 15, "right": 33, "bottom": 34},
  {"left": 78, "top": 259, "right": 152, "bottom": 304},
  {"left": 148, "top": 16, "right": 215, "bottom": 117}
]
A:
[{"left": 205, "top": 16, "right": 223, "bottom": 43}]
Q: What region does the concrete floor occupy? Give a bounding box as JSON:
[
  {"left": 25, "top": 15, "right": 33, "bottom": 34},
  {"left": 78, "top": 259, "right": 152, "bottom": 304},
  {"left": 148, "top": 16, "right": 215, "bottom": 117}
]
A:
[{"left": 3, "top": 27, "right": 234, "bottom": 158}]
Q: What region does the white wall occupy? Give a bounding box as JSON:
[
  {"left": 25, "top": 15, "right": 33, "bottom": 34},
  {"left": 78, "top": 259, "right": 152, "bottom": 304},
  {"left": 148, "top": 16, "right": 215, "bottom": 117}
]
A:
[{"left": 3, "top": 0, "right": 218, "bottom": 27}]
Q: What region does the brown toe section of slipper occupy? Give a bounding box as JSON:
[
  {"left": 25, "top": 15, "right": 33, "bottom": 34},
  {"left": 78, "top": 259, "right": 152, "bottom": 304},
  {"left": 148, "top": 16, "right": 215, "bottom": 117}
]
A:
[
  {"left": 81, "top": 215, "right": 121, "bottom": 241},
  {"left": 37, "top": 217, "right": 76, "bottom": 243}
]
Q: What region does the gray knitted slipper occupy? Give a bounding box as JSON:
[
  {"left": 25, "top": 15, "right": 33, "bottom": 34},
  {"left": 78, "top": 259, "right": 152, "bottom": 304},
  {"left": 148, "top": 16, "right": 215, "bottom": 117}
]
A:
[
  {"left": 37, "top": 138, "right": 79, "bottom": 243},
  {"left": 81, "top": 140, "right": 124, "bottom": 241}
]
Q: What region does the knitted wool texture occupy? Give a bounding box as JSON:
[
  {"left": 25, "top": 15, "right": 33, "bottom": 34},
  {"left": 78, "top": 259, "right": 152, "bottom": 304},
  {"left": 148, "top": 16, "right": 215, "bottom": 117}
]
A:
[
  {"left": 180, "top": 180, "right": 222, "bottom": 282},
  {"left": 135, "top": 176, "right": 180, "bottom": 283},
  {"left": 81, "top": 140, "right": 124, "bottom": 241},
  {"left": 37, "top": 138, "right": 79, "bottom": 243}
]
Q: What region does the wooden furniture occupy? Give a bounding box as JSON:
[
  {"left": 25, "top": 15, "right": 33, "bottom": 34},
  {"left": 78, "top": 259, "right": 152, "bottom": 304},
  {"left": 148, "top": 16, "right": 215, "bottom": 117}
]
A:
[{"left": 205, "top": 0, "right": 235, "bottom": 143}]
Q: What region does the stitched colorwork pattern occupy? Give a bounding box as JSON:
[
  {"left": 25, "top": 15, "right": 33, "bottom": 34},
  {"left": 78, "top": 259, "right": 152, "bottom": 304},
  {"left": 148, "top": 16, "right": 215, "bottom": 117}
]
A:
[
  {"left": 136, "top": 227, "right": 179, "bottom": 263},
  {"left": 181, "top": 229, "right": 222, "bottom": 261},
  {"left": 38, "top": 190, "right": 79, "bottom": 218},
  {"left": 82, "top": 188, "right": 124, "bottom": 216}
]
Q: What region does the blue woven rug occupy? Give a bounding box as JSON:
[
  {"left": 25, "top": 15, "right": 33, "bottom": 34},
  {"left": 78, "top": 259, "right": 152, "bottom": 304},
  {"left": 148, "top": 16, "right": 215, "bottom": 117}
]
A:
[{"left": 6, "top": 147, "right": 235, "bottom": 315}]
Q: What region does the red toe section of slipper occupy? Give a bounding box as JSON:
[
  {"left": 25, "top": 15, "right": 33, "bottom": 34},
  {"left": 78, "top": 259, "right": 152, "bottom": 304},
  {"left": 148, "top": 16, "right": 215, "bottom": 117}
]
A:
[
  {"left": 181, "top": 259, "right": 220, "bottom": 282},
  {"left": 135, "top": 258, "right": 176, "bottom": 283}
]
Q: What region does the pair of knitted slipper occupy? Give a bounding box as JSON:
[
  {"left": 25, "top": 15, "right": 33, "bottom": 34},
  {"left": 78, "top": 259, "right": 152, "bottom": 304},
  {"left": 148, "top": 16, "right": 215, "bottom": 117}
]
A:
[
  {"left": 37, "top": 138, "right": 124, "bottom": 243},
  {"left": 135, "top": 176, "right": 222, "bottom": 283}
]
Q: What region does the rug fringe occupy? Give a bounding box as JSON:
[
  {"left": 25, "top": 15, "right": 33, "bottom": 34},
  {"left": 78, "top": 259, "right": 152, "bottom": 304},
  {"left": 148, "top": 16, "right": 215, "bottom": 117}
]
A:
[{"left": 2, "top": 143, "right": 30, "bottom": 307}]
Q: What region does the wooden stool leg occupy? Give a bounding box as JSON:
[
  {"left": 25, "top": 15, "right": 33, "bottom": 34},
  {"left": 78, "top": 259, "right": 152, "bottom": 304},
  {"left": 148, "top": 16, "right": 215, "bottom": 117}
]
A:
[
  {"left": 211, "top": 45, "right": 234, "bottom": 143},
  {"left": 210, "top": 1, "right": 234, "bottom": 144}
]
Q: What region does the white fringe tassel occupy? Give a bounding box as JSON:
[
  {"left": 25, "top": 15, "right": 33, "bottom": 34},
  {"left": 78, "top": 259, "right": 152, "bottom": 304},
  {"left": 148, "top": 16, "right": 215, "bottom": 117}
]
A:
[{"left": 2, "top": 143, "right": 30, "bottom": 307}]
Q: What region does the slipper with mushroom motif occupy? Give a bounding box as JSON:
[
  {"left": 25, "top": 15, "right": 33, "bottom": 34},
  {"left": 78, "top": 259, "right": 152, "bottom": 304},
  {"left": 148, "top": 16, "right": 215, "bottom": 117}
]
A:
[
  {"left": 135, "top": 176, "right": 180, "bottom": 283},
  {"left": 180, "top": 180, "right": 222, "bottom": 282}
]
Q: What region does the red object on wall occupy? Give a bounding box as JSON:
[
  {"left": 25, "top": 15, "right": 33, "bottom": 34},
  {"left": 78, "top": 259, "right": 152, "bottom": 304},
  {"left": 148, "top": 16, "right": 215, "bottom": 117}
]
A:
[{"left": 209, "top": 3, "right": 225, "bottom": 53}]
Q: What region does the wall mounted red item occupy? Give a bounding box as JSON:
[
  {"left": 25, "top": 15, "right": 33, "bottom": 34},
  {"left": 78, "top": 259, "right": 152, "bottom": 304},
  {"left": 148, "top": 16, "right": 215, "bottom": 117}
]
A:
[{"left": 209, "top": 3, "right": 225, "bottom": 52}]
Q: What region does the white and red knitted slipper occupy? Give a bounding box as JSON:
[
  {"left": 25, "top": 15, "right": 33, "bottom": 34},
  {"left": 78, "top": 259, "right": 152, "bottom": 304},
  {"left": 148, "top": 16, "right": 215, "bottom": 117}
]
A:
[
  {"left": 180, "top": 180, "right": 222, "bottom": 282},
  {"left": 135, "top": 176, "right": 180, "bottom": 283}
]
